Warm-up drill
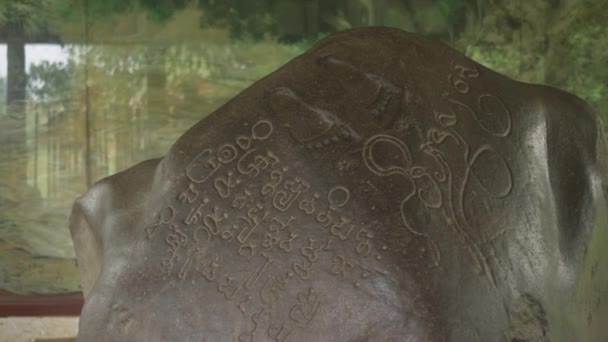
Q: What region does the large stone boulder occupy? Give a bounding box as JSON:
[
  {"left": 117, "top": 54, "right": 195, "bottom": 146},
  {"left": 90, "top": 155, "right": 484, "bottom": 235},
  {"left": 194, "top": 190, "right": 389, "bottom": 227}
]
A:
[{"left": 70, "top": 27, "right": 608, "bottom": 341}]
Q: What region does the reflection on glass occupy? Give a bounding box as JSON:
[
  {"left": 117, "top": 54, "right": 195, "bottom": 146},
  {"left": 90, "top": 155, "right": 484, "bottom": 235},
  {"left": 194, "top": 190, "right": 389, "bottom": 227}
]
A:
[{"left": 0, "top": 0, "right": 605, "bottom": 295}]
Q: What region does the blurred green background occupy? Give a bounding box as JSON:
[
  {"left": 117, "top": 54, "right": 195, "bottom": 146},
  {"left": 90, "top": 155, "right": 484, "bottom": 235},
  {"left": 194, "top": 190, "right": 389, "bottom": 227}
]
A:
[{"left": 0, "top": 0, "right": 605, "bottom": 294}]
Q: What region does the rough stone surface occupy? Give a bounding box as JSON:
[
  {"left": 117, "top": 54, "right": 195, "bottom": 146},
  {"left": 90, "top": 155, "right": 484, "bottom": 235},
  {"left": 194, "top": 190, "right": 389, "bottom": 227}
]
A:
[{"left": 70, "top": 27, "right": 608, "bottom": 341}]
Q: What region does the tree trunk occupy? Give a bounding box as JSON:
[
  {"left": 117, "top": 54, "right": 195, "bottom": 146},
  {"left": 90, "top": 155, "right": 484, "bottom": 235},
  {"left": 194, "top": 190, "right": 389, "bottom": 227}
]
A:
[
  {"left": 4, "top": 24, "right": 27, "bottom": 191},
  {"left": 305, "top": 0, "right": 319, "bottom": 37},
  {"left": 145, "top": 46, "right": 167, "bottom": 154},
  {"left": 372, "top": 0, "right": 386, "bottom": 26},
  {"left": 7, "top": 39, "right": 26, "bottom": 112}
]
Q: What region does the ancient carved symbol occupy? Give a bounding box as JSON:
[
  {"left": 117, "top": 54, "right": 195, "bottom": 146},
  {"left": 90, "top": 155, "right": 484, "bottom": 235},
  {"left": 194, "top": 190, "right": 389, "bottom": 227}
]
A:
[
  {"left": 268, "top": 322, "right": 292, "bottom": 342},
  {"left": 298, "top": 193, "right": 320, "bottom": 215},
  {"left": 220, "top": 227, "right": 235, "bottom": 242},
  {"left": 177, "top": 183, "right": 199, "bottom": 204},
  {"left": 259, "top": 271, "right": 291, "bottom": 308},
  {"left": 218, "top": 274, "right": 241, "bottom": 300},
  {"left": 236, "top": 203, "right": 269, "bottom": 244},
  {"left": 355, "top": 229, "right": 374, "bottom": 257},
  {"left": 330, "top": 217, "right": 355, "bottom": 240},
  {"left": 315, "top": 185, "right": 351, "bottom": 228},
  {"left": 251, "top": 120, "right": 274, "bottom": 140},
  {"left": 458, "top": 144, "right": 514, "bottom": 232},
  {"left": 266, "top": 86, "right": 357, "bottom": 149},
  {"left": 301, "top": 238, "right": 323, "bottom": 263},
  {"left": 447, "top": 95, "right": 512, "bottom": 138},
  {"left": 362, "top": 134, "right": 443, "bottom": 210},
  {"left": 214, "top": 171, "right": 241, "bottom": 198},
  {"left": 245, "top": 253, "right": 273, "bottom": 290},
  {"left": 238, "top": 307, "right": 265, "bottom": 342},
  {"left": 447, "top": 61, "right": 480, "bottom": 94},
  {"left": 273, "top": 177, "right": 310, "bottom": 212},
  {"left": 331, "top": 255, "right": 353, "bottom": 277},
  {"left": 315, "top": 207, "right": 335, "bottom": 228},
  {"left": 362, "top": 134, "right": 441, "bottom": 266},
  {"left": 293, "top": 258, "right": 312, "bottom": 281},
  {"left": 262, "top": 233, "right": 280, "bottom": 251},
  {"left": 327, "top": 186, "right": 350, "bottom": 209},
  {"left": 268, "top": 216, "right": 295, "bottom": 233},
  {"left": 145, "top": 205, "right": 175, "bottom": 239},
  {"left": 201, "top": 206, "right": 228, "bottom": 236},
  {"left": 464, "top": 144, "right": 514, "bottom": 199},
  {"left": 217, "top": 143, "right": 238, "bottom": 164},
  {"left": 317, "top": 55, "right": 403, "bottom": 128},
  {"left": 184, "top": 200, "right": 209, "bottom": 225},
  {"left": 237, "top": 149, "right": 280, "bottom": 178},
  {"left": 186, "top": 148, "right": 220, "bottom": 184},
  {"left": 238, "top": 242, "right": 257, "bottom": 258},
  {"left": 162, "top": 224, "right": 188, "bottom": 275},
  {"left": 264, "top": 216, "right": 298, "bottom": 253},
  {"left": 178, "top": 247, "right": 199, "bottom": 280},
  {"left": 186, "top": 120, "right": 274, "bottom": 183},
  {"left": 262, "top": 167, "right": 288, "bottom": 197},
  {"left": 198, "top": 255, "right": 219, "bottom": 281},
  {"left": 289, "top": 287, "right": 321, "bottom": 328},
  {"left": 477, "top": 94, "right": 512, "bottom": 137},
  {"left": 232, "top": 189, "right": 253, "bottom": 209},
  {"left": 362, "top": 134, "right": 413, "bottom": 177},
  {"left": 278, "top": 233, "right": 298, "bottom": 253}
]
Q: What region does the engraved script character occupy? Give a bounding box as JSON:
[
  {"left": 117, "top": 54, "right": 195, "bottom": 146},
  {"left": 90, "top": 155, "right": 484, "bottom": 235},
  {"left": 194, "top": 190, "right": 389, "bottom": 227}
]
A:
[
  {"left": 268, "top": 323, "right": 292, "bottom": 342},
  {"left": 203, "top": 207, "right": 228, "bottom": 236},
  {"left": 289, "top": 287, "right": 321, "bottom": 327},
  {"left": 278, "top": 233, "right": 298, "bottom": 253},
  {"left": 236, "top": 203, "right": 269, "bottom": 244},
  {"left": 355, "top": 229, "right": 374, "bottom": 257},
  {"left": 268, "top": 216, "right": 295, "bottom": 232},
  {"left": 330, "top": 217, "right": 355, "bottom": 240},
  {"left": 214, "top": 171, "right": 240, "bottom": 198},
  {"left": 273, "top": 177, "right": 310, "bottom": 212},
  {"left": 198, "top": 255, "right": 219, "bottom": 281},
  {"left": 301, "top": 238, "right": 323, "bottom": 263},
  {"left": 145, "top": 205, "right": 175, "bottom": 239},
  {"left": 218, "top": 275, "right": 242, "bottom": 300},
  {"left": 216, "top": 143, "right": 238, "bottom": 164},
  {"left": 331, "top": 255, "right": 353, "bottom": 277},
  {"left": 232, "top": 189, "right": 253, "bottom": 209},
  {"left": 177, "top": 183, "right": 199, "bottom": 204},
  {"left": 178, "top": 247, "right": 199, "bottom": 280},
  {"left": 184, "top": 201, "right": 207, "bottom": 225},
  {"left": 293, "top": 258, "right": 313, "bottom": 281},
  {"left": 299, "top": 193, "right": 320, "bottom": 215},
  {"left": 186, "top": 148, "right": 221, "bottom": 183},
  {"left": 262, "top": 167, "right": 287, "bottom": 197},
  {"left": 245, "top": 253, "right": 273, "bottom": 289},
  {"left": 237, "top": 149, "right": 279, "bottom": 178}
]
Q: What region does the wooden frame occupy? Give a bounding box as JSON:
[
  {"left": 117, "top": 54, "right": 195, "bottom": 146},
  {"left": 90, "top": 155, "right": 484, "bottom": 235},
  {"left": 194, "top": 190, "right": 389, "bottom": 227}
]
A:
[{"left": 0, "top": 290, "right": 83, "bottom": 317}]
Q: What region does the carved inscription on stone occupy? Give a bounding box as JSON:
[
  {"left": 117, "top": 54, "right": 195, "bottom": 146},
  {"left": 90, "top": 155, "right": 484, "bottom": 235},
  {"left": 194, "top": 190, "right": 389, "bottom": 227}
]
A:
[
  {"left": 266, "top": 56, "right": 515, "bottom": 287},
  {"left": 265, "top": 56, "right": 516, "bottom": 287},
  {"left": 144, "top": 119, "right": 389, "bottom": 340},
  {"left": 359, "top": 58, "right": 514, "bottom": 286}
]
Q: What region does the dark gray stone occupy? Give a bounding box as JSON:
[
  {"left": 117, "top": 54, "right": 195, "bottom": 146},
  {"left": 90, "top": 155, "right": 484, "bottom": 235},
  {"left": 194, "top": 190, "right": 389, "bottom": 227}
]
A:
[{"left": 70, "top": 27, "right": 608, "bottom": 341}]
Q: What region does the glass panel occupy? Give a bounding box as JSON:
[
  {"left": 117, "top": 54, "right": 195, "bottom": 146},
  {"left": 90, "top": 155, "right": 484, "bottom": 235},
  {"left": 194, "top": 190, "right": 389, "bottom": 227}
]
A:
[{"left": 0, "top": 0, "right": 605, "bottom": 295}]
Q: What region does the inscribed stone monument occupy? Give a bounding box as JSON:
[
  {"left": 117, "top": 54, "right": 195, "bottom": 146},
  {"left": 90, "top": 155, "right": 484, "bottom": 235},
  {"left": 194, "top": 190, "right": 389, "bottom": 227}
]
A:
[{"left": 70, "top": 27, "right": 608, "bottom": 341}]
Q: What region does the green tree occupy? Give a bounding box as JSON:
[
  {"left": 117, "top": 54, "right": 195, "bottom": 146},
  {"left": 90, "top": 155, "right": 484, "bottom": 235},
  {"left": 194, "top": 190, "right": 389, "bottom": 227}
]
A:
[
  {"left": 56, "top": 0, "right": 189, "bottom": 25},
  {"left": 0, "top": 0, "right": 59, "bottom": 195},
  {"left": 27, "top": 60, "right": 75, "bottom": 101},
  {"left": 197, "top": 0, "right": 339, "bottom": 42},
  {"left": 0, "top": 0, "right": 56, "bottom": 116}
]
